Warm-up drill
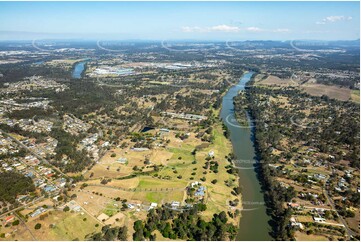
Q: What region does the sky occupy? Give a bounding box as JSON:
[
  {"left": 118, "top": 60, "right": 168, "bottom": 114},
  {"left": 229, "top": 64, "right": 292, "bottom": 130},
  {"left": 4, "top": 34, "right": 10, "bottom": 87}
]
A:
[{"left": 0, "top": 1, "right": 359, "bottom": 41}]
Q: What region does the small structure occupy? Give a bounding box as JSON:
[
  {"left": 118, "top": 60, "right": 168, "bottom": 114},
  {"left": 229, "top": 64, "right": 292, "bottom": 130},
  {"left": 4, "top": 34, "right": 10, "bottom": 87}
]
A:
[
  {"left": 191, "top": 181, "right": 200, "bottom": 188},
  {"left": 208, "top": 150, "right": 215, "bottom": 157},
  {"left": 117, "top": 157, "right": 128, "bottom": 164},
  {"left": 131, "top": 148, "right": 149, "bottom": 152},
  {"left": 313, "top": 216, "right": 326, "bottom": 223}
]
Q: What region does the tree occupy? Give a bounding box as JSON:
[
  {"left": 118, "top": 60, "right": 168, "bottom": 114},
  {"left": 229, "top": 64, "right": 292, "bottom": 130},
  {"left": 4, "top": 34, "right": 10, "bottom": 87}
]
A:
[
  {"left": 12, "top": 220, "right": 20, "bottom": 226},
  {"left": 0, "top": 172, "right": 35, "bottom": 203},
  {"left": 34, "top": 223, "right": 42, "bottom": 230}
]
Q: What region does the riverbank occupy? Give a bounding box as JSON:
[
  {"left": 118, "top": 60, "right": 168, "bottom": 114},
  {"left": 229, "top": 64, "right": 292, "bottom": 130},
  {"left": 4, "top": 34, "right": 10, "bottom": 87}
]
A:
[{"left": 220, "top": 72, "right": 272, "bottom": 240}]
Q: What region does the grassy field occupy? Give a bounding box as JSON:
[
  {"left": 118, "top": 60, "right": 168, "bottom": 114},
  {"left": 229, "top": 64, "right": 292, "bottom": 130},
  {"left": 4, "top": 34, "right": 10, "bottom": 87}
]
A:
[
  {"left": 255, "top": 73, "right": 355, "bottom": 102},
  {"left": 86, "top": 145, "right": 172, "bottom": 179},
  {"left": 301, "top": 84, "right": 351, "bottom": 101},
  {"left": 257, "top": 75, "right": 298, "bottom": 86},
  {"left": 25, "top": 210, "right": 100, "bottom": 241},
  {"left": 294, "top": 231, "right": 329, "bottom": 241},
  {"left": 351, "top": 89, "right": 360, "bottom": 103}
]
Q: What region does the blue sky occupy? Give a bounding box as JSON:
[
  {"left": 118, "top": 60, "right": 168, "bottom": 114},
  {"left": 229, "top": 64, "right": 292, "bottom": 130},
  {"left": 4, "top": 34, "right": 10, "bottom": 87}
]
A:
[{"left": 0, "top": 1, "right": 359, "bottom": 40}]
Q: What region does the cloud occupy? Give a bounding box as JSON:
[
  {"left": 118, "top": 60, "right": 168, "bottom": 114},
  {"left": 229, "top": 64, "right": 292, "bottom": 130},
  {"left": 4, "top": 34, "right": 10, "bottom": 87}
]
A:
[
  {"left": 246, "top": 27, "right": 263, "bottom": 32},
  {"left": 273, "top": 28, "right": 290, "bottom": 33},
  {"left": 181, "top": 25, "right": 241, "bottom": 33},
  {"left": 246, "top": 27, "right": 290, "bottom": 33},
  {"left": 209, "top": 25, "right": 240, "bottom": 32},
  {"left": 316, "top": 15, "right": 352, "bottom": 25},
  {"left": 181, "top": 26, "right": 204, "bottom": 33},
  {"left": 181, "top": 25, "right": 290, "bottom": 34}
]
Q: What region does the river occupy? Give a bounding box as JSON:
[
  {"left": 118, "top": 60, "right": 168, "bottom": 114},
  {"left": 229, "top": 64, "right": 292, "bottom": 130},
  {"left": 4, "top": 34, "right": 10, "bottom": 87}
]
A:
[
  {"left": 220, "top": 72, "right": 272, "bottom": 240},
  {"left": 72, "top": 61, "right": 87, "bottom": 79}
]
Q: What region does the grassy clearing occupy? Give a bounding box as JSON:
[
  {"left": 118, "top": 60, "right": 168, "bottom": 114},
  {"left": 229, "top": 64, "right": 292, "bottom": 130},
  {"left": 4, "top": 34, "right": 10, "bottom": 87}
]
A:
[
  {"left": 301, "top": 84, "right": 351, "bottom": 101},
  {"left": 294, "top": 231, "right": 329, "bottom": 241},
  {"left": 351, "top": 90, "right": 360, "bottom": 103},
  {"left": 103, "top": 202, "right": 121, "bottom": 217},
  {"left": 26, "top": 210, "right": 100, "bottom": 241},
  {"left": 137, "top": 177, "right": 187, "bottom": 189}
]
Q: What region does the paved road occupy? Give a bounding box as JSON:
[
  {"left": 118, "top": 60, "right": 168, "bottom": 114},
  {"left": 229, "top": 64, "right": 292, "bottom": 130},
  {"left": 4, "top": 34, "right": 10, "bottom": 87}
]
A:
[
  {"left": 15, "top": 213, "right": 37, "bottom": 241},
  {"left": 0, "top": 196, "right": 45, "bottom": 219},
  {"left": 323, "top": 182, "right": 356, "bottom": 239},
  {"left": 0, "top": 129, "right": 68, "bottom": 179}
]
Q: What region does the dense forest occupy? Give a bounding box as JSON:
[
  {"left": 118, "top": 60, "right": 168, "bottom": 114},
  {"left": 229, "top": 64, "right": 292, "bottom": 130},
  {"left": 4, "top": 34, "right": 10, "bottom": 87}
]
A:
[
  {"left": 0, "top": 171, "right": 35, "bottom": 204},
  {"left": 86, "top": 225, "right": 128, "bottom": 241},
  {"left": 132, "top": 204, "right": 237, "bottom": 241}
]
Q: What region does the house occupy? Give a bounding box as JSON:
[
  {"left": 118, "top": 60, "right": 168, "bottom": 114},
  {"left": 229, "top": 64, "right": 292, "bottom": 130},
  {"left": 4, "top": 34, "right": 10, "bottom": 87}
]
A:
[
  {"left": 313, "top": 217, "right": 326, "bottom": 223},
  {"left": 313, "top": 208, "right": 325, "bottom": 215},
  {"left": 314, "top": 174, "right": 326, "bottom": 180},
  {"left": 56, "top": 178, "right": 67, "bottom": 187},
  {"left": 287, "top": 203, "right": 301, "bottom": 210},
  {"left": 195, "top": 186, "right": 206, "bottom": 197},
  {"left": 25, "top": 171, "right": 34, "bottom": 178},
  {"left": 43, "top": 185, "right": 56, "bottom": 193},
  {"left": 16, "top": 195, "right": 28, "bottom": 202},
  {"left": 30, "top": 207, "right": 47, "bottom": 218},
  {"left": 4, "top": 215, "right": 15, "bottom": 225},
  {"left": 67, "top": 200, "right": 81, "bottom": 212},
  {"left": 171, "top": 201, "right": 180, "bottom": 209},
  {"left": 290, "top": 217, "right": 304, "bottom": 230},
  {"left": 148, "top": 202, "right": 157, "bottom": 211}
]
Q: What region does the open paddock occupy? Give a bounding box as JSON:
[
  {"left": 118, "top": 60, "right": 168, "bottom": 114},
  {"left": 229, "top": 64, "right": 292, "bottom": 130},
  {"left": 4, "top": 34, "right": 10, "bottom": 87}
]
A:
[
  {"left": 301, "top": 84, "right": 351, "bottom": 101},
  {"left": 23, "top": 210, "right": 100, "bottom": 241}
]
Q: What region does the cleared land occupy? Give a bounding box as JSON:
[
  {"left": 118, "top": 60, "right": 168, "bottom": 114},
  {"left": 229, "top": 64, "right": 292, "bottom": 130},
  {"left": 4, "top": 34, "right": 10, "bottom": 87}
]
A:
[{"left": 301, "top": 84, "right": 351, "bottom": 101}]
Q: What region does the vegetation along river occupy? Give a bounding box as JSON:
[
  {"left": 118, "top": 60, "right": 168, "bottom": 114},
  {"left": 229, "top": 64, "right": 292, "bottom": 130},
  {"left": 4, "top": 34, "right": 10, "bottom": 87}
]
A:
[{"left": 220, "top": 72, "right": 272, "bottom": 240}]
